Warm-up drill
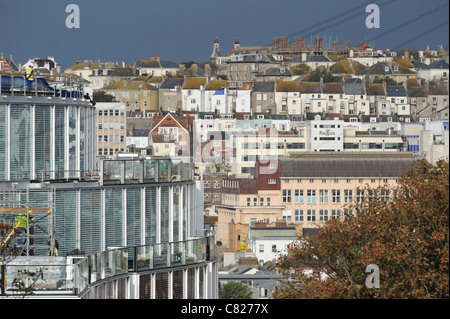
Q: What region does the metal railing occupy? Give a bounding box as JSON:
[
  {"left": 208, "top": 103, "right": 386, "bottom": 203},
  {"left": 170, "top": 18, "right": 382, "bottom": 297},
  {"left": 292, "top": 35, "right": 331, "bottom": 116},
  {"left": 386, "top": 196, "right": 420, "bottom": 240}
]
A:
[
  {"left": 0, "top": 74, "right": 84, "bottom": 98},
  {"left": 0, "top": 235, "right": 216, "bottom": 297}
]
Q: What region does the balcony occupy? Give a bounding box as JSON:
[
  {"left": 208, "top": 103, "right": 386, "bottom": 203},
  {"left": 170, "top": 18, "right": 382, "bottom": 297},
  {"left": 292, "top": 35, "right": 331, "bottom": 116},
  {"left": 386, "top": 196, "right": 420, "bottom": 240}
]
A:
[
  {"left": 101, "top": 157, "right": 193, "bottom": 185},
  {"left": 0, "top": 235, "right": 216, "bottom": 298}
]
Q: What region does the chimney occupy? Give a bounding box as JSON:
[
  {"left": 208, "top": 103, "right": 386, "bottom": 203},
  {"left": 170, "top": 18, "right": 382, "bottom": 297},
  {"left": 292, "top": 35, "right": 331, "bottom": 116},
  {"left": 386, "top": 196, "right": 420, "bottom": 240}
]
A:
[
  {"left": 273, "top": 38, "right": 280, "bottom": 48},
  {"left": 360, "top": 41, "right": 364, "bottom": 50},
  {"left": 275, "top": 220, "right": 287, "bottom": 228},
  {"left": 254, "top": 220, "right": 267, "bottom": 228},
  {"left": 297, "top": 37, "right": 304, "bottom": 50},
  {"left": 280, "top": 37, "right": 288, "bottom": 49},
  {"left": 315, "top": 37, "right": 323, "bottom": 51},
  {"left": 344, "top": 41, "right": 350, "bottom": 49},
  {"left": 333, "top": 41, "right": 338, "bottom": 50}
]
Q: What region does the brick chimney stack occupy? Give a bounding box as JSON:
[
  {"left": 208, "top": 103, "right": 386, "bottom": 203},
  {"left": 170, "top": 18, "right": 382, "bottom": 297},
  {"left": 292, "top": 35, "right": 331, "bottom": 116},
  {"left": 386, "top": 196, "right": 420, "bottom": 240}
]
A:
[
  {"left": 280, "top": 37, "right": 288, "bottom": 49},
  {"left": 344, "top": 41, "right": 350, "bottom": 49},
  {"left": 333, "top": 41, "right": 338, "bottom": 50},
  {"left": 273, "top": 38, "right": 281, "bottom": 48},
  {"left": 297, "top": 37, "right": 304, "bottom": 50},
  {"left": 315, "top": 37, "right": 323, "bottom": 51}
]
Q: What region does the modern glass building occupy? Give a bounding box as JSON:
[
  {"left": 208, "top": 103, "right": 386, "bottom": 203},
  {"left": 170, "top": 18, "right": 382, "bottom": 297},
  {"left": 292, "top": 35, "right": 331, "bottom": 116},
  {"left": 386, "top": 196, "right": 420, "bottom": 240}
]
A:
[
  {"left": 0, "top": 79, "right": 217, "bottom": 299},
  {"left": 0, "top": 94, "right": 97, "bottom": 181}
]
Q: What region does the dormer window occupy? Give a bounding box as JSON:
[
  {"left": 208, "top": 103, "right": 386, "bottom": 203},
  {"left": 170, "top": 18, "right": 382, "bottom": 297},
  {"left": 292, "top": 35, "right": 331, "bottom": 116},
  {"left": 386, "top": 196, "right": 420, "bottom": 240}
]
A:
[{"left": 370, "top": 117, "right": 376, "bottom": 122}]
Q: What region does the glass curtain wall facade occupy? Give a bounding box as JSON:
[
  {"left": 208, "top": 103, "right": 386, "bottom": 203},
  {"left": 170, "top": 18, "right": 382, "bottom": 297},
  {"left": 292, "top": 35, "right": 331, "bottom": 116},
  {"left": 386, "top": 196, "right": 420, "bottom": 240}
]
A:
[
  {"left": 53, "top": 182, "right": 194, "bottom": 256},
  {"left": 0, "top": 97, "right": 96, "bottom": 181}
]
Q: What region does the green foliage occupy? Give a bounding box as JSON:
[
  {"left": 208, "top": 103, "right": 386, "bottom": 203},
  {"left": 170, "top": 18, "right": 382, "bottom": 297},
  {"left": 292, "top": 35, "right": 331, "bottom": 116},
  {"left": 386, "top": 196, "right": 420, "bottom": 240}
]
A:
[
  {"left": 291, "top": 63, "right": 312, "bottom": 75},
  {"left": 274, "top": 160, "right": 449, "bottom": 299},
  {"left": 219, "top": 282, "right": 253, "bottom": 299},
  {"left": 372, "top": 76, "right": 399, "bottom": 85},
  {"left": 305, "top": 66, "right": 338, "bottom": 82},
  {"left": 93, "top": 91, "right": 116, "bottom": 102}
]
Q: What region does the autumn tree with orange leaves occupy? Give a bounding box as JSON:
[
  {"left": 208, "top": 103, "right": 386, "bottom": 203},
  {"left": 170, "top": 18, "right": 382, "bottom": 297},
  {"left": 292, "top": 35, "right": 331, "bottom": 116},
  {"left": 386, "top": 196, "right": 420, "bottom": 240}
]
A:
[{"left": 274, "top": 159, "right": 449, "bottom": 299}]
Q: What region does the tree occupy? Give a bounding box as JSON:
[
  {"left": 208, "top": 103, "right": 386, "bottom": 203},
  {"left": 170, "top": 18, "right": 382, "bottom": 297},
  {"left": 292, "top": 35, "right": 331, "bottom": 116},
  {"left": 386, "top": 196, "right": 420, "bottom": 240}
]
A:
[
  {"left": 305, "top": 66, "right": 338, "bottom": 82},
  {"left": 219, "top": 282, "right": 253, "bottom": 299},
  {"left": 93, "top": 91, "right": 116, "bottom": 102},
  {"left": 274, "top": 159, "right": 449, "bottom": 299},
  {"left": 291, "top": 63, "right": 312, "bottom": 76},
  {"left": 372, "top": 76, "right": 399, "bottom": 85}
]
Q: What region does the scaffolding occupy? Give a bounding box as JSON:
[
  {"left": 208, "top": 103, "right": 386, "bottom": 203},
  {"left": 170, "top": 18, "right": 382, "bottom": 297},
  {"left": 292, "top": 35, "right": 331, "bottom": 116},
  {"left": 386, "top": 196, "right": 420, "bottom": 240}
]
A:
[{"left": 0, "top": 189, "right": 56, "bottom": 256}]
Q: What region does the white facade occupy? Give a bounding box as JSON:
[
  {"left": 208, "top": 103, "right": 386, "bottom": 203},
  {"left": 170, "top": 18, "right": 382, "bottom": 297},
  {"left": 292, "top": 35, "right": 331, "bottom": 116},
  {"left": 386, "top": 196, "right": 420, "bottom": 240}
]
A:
[
  {"left": 204, "top": 88, "right": 229, "bottom": 113},
  {"left": 182, "top": 86, "right": 205, "bottom": 111},
  {"left": 275, "top": 91, "right": 301, "bottom": 114},
  {"left": 308, "top": 116, "right": 344, "bottom": 152}
]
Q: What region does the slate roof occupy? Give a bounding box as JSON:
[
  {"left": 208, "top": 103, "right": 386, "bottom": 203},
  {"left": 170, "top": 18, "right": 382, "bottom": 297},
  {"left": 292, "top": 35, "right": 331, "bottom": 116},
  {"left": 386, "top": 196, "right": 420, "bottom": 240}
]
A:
[
  {"left": 291, "top": 55, "right": 331, "bottom": 63},
  {"left": 131, "top": 129, "right": 150, "bottom": 137},
  {"left": 344, "top": 78, "right": 365, "bottom": 95},
  {"left": 160, "top": 60, "right": 179, "bottom": 68},
  {"left": 421, "top": 59, "right": 449, "bottom": 70},
  {"left": 279, "top": 156, "right": 420, "bottom": 178},
  {"left": 261, "top": 67, "right": 292, "bottom": 77},
  {"left": 386, "top": 86, "right": 407, "bottom": 97},
  {"left": 252, "top": 81, "right": 275, "bottom": 92},
  {"left": 160, "top": 78, "right": 184, "bottom": 89},
  {"left": 356, "top": 62, "right": 393, "bottom": 76}
]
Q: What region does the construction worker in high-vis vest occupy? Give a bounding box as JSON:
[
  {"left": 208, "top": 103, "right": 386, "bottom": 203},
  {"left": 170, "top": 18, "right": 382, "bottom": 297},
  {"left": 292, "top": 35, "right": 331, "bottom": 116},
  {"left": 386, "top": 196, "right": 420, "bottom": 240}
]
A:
[
  {"left": 14, "top": 214, "right": 28, "bottom": 229},
  {"left": 25, "top": 66, "right": 34, "bottom": 81}
]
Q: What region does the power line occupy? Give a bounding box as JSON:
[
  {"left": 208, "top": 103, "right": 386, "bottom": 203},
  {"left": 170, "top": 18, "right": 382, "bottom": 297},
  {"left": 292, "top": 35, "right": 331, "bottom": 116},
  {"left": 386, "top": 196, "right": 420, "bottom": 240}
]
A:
[
  {"left": 268, "top": 0, "right": 398, "bottom": 46},
  {"left": 371, "top": 2, "right": 449, "bottom": 43},
  {"left": 392, "top": 20, "right": 449, "bottom": 51}
]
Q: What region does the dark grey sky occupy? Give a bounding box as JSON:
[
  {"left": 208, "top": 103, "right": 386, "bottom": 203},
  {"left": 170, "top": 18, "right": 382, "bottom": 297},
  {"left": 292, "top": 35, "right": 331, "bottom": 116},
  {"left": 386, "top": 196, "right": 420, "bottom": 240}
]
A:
[{"left": 0, "top": 0, "right": 448, "bottom": 69}]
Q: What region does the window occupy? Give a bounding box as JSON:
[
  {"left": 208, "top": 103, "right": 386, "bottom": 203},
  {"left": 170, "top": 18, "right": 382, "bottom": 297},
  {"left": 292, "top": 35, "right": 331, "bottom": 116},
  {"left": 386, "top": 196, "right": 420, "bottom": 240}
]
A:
[
  {"left": 319, "top": 209, "right": 328, "bottom": 222},
  {"left": 319, "top": 190, "right": 328, "bottom": 203},
  {"left": 204, "top": 181, "right": 211, "bottom": 188},
  {"left": 272, "top": 245, "right": 277, "bottom": 253},
  {"left": 295, "top": 190, "right": 304, "bottom": 203},
  {"left": 381, "top": 190, "right": 390, "bottom": 202},
  {"left": 332, "top": 209, "right": 340, "bottom": 219},
  {"left": 344, "top": 190, "right": 353, "bottom": 203},
  {"left": 307, "top": 210, "right": 316, "bottom": 222},
  {"left": 332, "top": 190, "right": 341, "bottom": 203},
  {"left": 282, "top": 190, "right": 291, "bottom": 203},
  {"left": 247, "top": 198, "right": 251, "bottom": 206},
  {"left": 267, "top": 198, "right": 271, "bottom": 206},
  {"left": 260, "top": 198, "right": 264, "bottom": 206},
  {"left": 259, "top": 244, "right": 264, "bottom": 253},
  {"left": 295, "top": 209, "right": 304, "bottom": 222},
  {"left": 356, "top": 190, "right": 365, "bottom": 203},
  {"left": 307, "top": 190, "right": 316, "bottom": 203},
  {"left": 213, "top": 180, "right": 221, "bottom": 188},
  {"left": 253, "top": 198, "right": 258, "bottom": 206}
]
